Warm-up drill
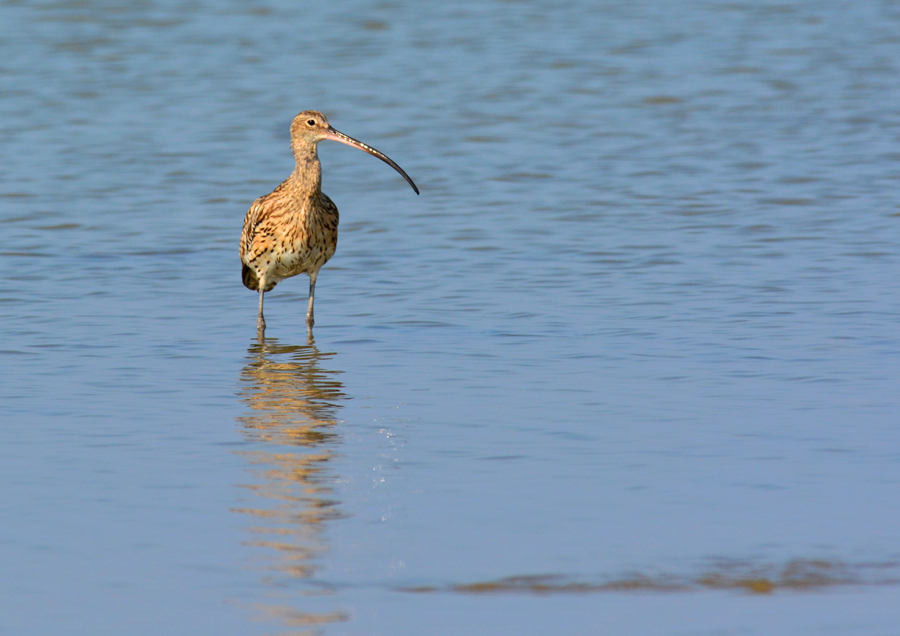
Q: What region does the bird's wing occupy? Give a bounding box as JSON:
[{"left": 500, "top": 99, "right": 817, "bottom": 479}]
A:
[
  {"left": 240, "top": 196, "right": 271, "bottom": 263},
  {"left": 319, "top": 192, "right": 339, "bottom": 223}
]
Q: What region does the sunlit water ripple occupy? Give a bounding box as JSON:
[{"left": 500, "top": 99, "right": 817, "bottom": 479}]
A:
[{"left": 2, "top": 1, "right": 900, "bottom": 635}]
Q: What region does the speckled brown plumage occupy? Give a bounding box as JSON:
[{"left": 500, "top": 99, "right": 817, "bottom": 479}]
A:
[
  {"left": 240, "top": 110, "right": 419, "bottom": 337},
  {"left": 240, "top": 165, "right": 339, "bottom": 294}
]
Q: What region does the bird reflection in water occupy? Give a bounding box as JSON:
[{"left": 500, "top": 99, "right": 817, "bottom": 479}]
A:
[{"left": 233, "top": 337, "right": 348, "bottom": 631}]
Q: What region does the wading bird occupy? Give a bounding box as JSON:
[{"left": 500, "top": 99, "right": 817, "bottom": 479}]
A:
[{"left": 240, "top": 111, "right": 419, "bottom": 337}]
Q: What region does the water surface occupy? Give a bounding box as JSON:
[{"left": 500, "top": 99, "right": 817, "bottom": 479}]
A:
[{"left": 2, "top": 1, "right": 900, "bottom": 634}]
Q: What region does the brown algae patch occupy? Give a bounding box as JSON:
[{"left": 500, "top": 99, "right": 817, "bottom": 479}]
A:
[{"left": 398, "top": 559, "right": 900, "bottom": 596}]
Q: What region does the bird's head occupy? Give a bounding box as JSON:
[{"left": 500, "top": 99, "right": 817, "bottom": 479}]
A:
[
  {"left": 289, "top": 110, "right": 419, "bottom": 195},
  {"left": 290, "top": 110, "right": 333, "bottom": 143}
]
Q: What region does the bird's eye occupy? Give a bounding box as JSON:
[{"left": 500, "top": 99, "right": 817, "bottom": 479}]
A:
[{"left": 307, "top": 119, "right": 316, "bottom": 126}]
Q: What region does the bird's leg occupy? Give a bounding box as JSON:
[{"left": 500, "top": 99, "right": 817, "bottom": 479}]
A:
[
  {"left": 306, "top": 272, "right": 317, "bottom": 329},
  {"left": 257, "top": 285, "right": 266, "bottom": 336}
]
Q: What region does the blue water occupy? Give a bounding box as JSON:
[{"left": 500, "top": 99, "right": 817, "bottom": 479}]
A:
[{"left": 2, "top": 1, "right": 900, "bottom": 634}]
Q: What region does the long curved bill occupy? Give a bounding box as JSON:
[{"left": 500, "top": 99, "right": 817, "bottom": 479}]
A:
[{"left": 325, "top": 127, "right": 420, "bottom": 195}]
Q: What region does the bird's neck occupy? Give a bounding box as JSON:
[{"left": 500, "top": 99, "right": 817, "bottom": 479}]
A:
[{"left": 289, "top": 143, "right": 322, "bottom": 197}]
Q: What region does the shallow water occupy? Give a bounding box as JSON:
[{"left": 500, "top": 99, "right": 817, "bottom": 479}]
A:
[{"left": 2, "top": 0, "right": 900, "bottom": 634}]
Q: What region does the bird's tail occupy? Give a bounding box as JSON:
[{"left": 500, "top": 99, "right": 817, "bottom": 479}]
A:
[
  {"left": 241, "top": 263, "right": 258, "bottom": 291},
  {"left": 242, "top": 264, "right": 276, "bottom": 292}
]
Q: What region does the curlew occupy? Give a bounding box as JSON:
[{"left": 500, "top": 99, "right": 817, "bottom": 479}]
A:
[{"left": 240, "top": 110, "right": 418, "bottom": 337}]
